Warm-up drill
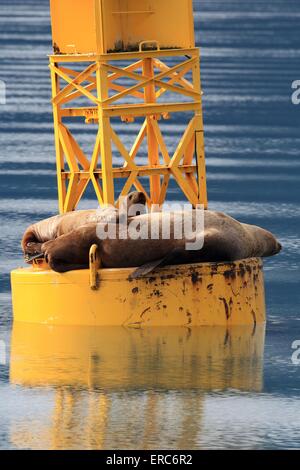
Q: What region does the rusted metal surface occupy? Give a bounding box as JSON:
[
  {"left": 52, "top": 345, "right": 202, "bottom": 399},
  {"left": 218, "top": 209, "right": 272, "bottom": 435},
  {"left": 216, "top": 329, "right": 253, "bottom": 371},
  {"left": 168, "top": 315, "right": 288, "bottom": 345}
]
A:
[{"left": 11, "top": 258, "right": 266, "bottom": 326}]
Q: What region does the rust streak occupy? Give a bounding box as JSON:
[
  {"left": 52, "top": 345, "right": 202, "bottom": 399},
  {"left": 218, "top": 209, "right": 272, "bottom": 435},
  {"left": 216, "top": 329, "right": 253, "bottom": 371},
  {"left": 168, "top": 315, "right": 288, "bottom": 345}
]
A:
[
  {"left": 251, "top": 309, "right": 257, "bottom": 328},
  {"left": 219, "top": 297, "right": 230, "bottom": 320}
]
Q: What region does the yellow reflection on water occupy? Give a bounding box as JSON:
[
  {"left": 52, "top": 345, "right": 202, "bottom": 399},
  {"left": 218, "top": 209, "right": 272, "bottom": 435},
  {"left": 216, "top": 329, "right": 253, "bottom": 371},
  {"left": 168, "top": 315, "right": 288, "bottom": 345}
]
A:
[{"left": 9, "top": 323, "right": 265, "bottom": 450}]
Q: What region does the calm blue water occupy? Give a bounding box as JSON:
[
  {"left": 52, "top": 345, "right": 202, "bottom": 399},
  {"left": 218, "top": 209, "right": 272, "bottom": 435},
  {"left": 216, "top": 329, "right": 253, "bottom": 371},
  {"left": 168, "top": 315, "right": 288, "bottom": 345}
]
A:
[{"left": 0, "top": 0, "right": 300, "bottom": 450}]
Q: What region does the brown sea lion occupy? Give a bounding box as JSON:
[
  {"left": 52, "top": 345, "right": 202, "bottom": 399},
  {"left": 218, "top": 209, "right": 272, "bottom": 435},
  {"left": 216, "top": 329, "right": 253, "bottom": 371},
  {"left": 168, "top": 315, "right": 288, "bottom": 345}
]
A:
[
  {"left": 40, "top": 211, "right": 282, "bottom": 275},
  {"left": 22, "top": 191, "right": 147, "bottom": 260}
]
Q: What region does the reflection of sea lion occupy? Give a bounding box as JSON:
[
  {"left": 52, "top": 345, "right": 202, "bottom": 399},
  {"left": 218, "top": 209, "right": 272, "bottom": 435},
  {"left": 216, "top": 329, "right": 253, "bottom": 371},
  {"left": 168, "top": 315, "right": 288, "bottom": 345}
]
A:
[
  {"left": 40, "top": 211, "right": 282, "bottom": 275},
  {"left": 22, "top": 191, "right": 146, "bottom": 260}
]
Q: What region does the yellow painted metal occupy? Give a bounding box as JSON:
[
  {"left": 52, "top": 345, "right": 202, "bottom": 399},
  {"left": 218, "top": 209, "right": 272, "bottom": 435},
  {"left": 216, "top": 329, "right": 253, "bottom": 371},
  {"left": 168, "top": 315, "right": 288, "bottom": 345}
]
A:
[
  {"left": 48, "top": 0, "right": 206, "bottom": 211},
  {"left": 89, "top": 244, "right": 101, "bottom": 290},
  {"left": 143, "top": 58, "right": 161, "bottom": 204},
  {"left": 49, "top": 50, "right": 207, "bottom": 210},
  {"left": 11, "top": 258, "right": 266, "bottom": 327},
  {"left": 49, "top": 48, "right": 200, "bottom": 62},
  {"left": 50, "top": 0, "right": 195, "bottom": 55}
]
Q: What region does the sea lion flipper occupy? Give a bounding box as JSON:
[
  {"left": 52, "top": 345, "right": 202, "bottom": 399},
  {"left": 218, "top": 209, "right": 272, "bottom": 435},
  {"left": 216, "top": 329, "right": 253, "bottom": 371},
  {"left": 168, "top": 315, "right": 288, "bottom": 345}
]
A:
[
  {"left": 26, "top": 252, "right": 44, "bottom": 263},
  {"left": 129, "top": 248, "right": 182, "bottom": 280},
  {"left": 129, "top": 258, "right": 167, "bottom": 280}
]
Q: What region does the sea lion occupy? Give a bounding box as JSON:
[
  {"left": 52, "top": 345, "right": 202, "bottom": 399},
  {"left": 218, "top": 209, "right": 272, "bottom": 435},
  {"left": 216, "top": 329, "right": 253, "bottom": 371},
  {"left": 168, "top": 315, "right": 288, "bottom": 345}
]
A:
[
  {"left": 39, "top": 210, "right": 282, "bottom": 275},
  {"left": 22, "top": 191, "right": 147, "bottom": 260}
]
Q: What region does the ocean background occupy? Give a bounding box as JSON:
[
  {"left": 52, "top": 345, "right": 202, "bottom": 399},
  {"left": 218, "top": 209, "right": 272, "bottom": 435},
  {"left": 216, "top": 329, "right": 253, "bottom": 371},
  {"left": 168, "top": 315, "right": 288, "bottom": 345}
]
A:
[{"left": 0, "top": 0, "right": 300, "bottom": 449}]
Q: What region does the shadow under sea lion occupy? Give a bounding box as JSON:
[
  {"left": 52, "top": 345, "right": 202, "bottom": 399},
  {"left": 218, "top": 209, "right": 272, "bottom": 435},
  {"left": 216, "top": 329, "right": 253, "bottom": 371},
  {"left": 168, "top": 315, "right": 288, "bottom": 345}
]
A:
[
  {"left": 22, "top": 191, "right": 147, "bottom": 261},
  {"left": 39, "top": 210, "right": 282, "bottom": 276}
]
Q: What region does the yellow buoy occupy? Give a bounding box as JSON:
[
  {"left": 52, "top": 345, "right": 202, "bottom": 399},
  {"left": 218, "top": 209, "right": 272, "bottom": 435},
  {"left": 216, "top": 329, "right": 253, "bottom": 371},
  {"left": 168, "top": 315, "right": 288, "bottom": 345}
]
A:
[
  {"left": 11, "top": 257, "right": 265, "bottom": 326},
  {"left": 10, "top": 1, "right": 267, "bottom": 326}
]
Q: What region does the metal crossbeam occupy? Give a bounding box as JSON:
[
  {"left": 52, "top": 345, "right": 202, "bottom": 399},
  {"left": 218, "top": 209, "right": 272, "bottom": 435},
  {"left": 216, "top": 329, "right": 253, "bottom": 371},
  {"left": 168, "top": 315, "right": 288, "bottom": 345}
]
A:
[{"left": 50, "top": 51, "right": 207, "bottom": 211}]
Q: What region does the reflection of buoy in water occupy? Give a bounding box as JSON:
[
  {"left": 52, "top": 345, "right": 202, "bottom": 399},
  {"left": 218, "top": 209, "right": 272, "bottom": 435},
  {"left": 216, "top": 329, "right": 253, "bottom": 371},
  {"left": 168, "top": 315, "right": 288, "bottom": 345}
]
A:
[
  {"left": 9, "top": 323, "right": 265, "bottom": 450},
  {"left": 10, "top": 322, "right": 265, "bottom": 391}
]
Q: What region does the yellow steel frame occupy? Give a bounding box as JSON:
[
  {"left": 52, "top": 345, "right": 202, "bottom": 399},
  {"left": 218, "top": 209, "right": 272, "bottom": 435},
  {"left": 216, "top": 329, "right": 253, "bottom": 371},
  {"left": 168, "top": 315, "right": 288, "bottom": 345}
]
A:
[{"left": 49, "top": 48, "right": 207, "bottom": 212}]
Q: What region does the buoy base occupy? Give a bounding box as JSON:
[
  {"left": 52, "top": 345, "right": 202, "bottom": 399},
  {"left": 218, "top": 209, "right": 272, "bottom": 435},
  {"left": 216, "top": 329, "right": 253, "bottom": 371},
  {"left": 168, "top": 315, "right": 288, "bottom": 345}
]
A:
[{"left": 11, "top": 258, "right": 266, "bottom": 327}]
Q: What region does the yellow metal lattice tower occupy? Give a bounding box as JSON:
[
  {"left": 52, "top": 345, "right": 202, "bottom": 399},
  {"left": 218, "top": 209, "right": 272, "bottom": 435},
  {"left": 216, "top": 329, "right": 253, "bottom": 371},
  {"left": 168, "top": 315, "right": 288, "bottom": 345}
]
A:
[{"left": 49, "top": 0, "right": 208, "bottom": 212}]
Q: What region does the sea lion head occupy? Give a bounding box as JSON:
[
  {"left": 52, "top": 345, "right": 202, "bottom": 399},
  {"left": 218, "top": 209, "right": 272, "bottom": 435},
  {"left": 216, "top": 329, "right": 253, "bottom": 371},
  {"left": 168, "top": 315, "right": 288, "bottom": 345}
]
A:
[
  {"left": 263, "top": 230, "right": 282, "bottom": 257},
  {"left": 126, "top": 191, "right": 147, "bottom": 207},
  {"left": 22, "top": 228, "right": 45, "bottom": 262},
  {"left": 246, "top": 224, "right": 282, "bottom": 258},
  {"left": 119, "top": 191, "right": 147, "bottom": 218}
]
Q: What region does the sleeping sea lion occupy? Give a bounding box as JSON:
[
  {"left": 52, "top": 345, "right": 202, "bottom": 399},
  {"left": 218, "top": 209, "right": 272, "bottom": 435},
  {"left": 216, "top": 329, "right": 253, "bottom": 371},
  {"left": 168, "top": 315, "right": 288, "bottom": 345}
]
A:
[
  {"left": 22, "top": 191, "right": 147, "bottom": 260},
  {"left": 39, "top": 210, "right": 282, "bottom": 275}
]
